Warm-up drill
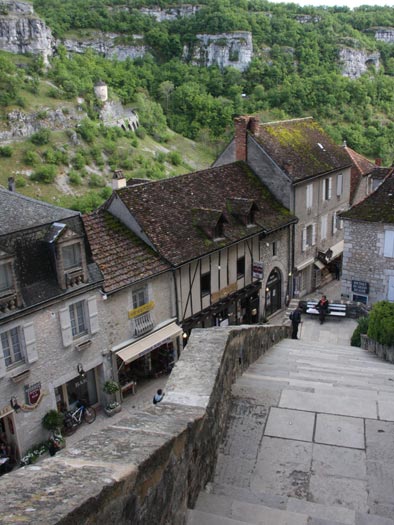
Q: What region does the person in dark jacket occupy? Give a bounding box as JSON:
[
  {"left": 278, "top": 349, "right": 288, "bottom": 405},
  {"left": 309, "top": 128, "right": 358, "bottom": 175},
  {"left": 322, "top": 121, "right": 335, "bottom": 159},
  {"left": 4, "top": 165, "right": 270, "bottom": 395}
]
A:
[
  {"left": 317, "top": 295, "right": 329, "bottom": 324},
  {"left": 290, "top": 305, "right": 302, "bottom": 339},
  {"left": 153, "top": 389, "right": 165, "bottom": 405}
]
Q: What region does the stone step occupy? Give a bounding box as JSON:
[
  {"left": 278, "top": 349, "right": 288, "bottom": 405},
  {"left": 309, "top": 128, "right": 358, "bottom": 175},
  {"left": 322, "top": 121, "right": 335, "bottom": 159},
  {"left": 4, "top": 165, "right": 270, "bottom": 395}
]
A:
[{"left": 187, "top": 509, "right": 254, "bottom": 525}]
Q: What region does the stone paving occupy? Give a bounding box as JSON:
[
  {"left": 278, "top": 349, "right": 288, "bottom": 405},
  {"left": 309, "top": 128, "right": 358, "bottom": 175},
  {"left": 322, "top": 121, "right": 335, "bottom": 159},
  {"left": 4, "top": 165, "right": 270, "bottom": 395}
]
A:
[{"left": 189, "top": 300, "right": 394, "bottom": 525}]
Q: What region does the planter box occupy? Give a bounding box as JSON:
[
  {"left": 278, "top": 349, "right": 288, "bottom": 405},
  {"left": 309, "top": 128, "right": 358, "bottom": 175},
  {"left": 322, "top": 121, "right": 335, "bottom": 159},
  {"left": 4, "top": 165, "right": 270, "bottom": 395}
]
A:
[
  {"left": 104, "top": 405, "right": 122, "bottom": 417},
  {"left": 361, "top": 335, "right": 394, "bottom": 363}
]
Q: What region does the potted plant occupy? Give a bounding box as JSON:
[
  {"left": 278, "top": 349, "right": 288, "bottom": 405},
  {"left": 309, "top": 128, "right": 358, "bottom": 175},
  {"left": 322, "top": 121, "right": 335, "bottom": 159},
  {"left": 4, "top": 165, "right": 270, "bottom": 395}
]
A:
[
  {"left": 103, "top": 380, "right": 121, "bottom": 417},
  {"left": 41, "top": 410, "right": 66, "bottom": 453}
]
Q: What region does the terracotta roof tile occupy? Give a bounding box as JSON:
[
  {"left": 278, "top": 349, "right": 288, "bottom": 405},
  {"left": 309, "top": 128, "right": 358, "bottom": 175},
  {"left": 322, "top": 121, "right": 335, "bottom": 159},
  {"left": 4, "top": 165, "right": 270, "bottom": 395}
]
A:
[
  {"left": 344, "top": 146, "right": 376, "bottom": 176},
  {"left": 253, "top": 118, "right": 351, "bottom": 181},
  {"left": 82, "top": 210, "right": 170, "bottom": 294},
  {"left": 114, "top": 161, "right": 297, "bottom": 266}
]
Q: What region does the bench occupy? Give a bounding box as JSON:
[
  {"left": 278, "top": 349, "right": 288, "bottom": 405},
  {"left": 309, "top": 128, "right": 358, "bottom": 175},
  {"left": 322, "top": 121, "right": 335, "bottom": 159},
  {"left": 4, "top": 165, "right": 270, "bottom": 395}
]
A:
[{"left": 306, "top": 301, "right": 347, "bottom": 317}]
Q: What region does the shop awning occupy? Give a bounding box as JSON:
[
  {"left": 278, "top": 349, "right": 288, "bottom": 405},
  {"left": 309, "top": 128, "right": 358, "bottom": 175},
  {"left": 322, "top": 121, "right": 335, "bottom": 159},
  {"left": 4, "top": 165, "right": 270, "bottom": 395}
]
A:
[
  {"left": 295, "top": 257, "right": 315, "bottom": 272},
  {"left": 329, "top": 240, "right": 344, "bottom": 260},
  {"left": 314, "top": 260, "right": 325, "bottom": 270},
  {"left": 115, "top": 322, "right": 182, "bottom": 365}
]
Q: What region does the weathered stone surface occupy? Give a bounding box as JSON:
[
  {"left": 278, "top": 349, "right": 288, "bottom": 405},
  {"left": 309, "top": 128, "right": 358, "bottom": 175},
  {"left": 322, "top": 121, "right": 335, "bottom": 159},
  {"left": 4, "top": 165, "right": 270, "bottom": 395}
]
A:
[
  {"left": 339, "top": 46, "right": 380, "bottom": 79},
  {"left": 264, "top": 407, "right": 315, "bottom": 442},
  {"left": 61, "top": 32, "right": 147, "bottom": 61},
  {"left": 314, "top": 413, "right": 365, "bottom": 449}
]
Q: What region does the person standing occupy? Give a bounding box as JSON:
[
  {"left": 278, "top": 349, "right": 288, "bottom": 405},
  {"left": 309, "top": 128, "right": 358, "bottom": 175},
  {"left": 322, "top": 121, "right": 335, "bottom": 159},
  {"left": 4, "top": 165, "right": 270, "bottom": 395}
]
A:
[
  {"left": 289, "top": 305, "right": 302, "bottom": 339},
  {"left": 317, "top": 295, "right": 329, "bottom": 324}
]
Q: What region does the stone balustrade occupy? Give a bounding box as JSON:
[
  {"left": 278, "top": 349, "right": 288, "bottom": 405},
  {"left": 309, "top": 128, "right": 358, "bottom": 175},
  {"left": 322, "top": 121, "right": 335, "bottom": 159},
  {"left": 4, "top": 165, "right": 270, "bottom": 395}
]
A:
[{"left": 0, "top": 323, "right": 289, "bottom": 524}]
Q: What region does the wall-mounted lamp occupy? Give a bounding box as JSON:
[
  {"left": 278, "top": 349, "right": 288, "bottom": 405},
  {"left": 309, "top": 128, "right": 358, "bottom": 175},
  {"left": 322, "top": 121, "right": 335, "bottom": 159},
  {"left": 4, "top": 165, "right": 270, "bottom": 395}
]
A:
[
  {"left": 265, "top": 287, "right": 270, "bottom": 293},
  {"left": 77, "top": 363, "right": 86, "bottom": 378},
  {"left": 182, "top": 332, "right": 188, "bottom": 339},
  {"left": 10, "top": 397, "right": 21, "bottom": 412},
  {"left": 288, "top": 272, "right": 292, "bottom": 277}
]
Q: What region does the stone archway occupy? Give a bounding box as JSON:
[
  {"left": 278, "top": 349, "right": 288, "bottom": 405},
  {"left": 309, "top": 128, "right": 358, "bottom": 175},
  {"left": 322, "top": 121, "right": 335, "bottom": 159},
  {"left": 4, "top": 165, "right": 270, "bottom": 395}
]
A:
[{"left": 265, "top": 267, "right": 282, "bottom": 317}]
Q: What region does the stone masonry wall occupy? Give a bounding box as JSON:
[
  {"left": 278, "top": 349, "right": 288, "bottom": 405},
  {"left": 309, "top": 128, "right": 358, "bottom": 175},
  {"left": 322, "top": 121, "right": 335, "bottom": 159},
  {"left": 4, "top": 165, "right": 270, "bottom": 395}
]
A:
[{"left": 0, "top": 324, "right": 289, "bottom": 524}]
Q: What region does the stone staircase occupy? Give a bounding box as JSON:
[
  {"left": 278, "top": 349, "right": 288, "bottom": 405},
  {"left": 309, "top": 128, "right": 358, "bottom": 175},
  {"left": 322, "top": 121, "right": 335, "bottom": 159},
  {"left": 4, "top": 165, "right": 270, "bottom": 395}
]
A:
[{"left": 187, "top": 338, "right": 394, "bottom": 525}]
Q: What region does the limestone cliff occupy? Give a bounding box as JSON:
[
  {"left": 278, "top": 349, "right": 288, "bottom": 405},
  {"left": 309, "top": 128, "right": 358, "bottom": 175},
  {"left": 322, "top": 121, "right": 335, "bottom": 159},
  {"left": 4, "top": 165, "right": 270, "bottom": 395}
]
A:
[
  {"left": 339, "top": 46, "right": 380, "bottom": 79},
  {"left": 0, "top": 0, "right": 53, "bottom": 63},
  {"left": 185, "top": 31, "right": 253, "bottom": 72},
  {"left": 62, "top": 33, "right": 147, "bottom": 61},
  {"left": 369, "top": 27, "right": 394, "bottom": 43},
  {"left": 140, "top": 4, "right": 200, "bottom": 21}
]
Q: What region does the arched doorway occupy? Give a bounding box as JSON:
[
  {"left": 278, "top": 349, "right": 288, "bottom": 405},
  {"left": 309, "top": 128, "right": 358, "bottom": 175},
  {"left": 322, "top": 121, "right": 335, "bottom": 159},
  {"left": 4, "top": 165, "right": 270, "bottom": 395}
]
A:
[{"left": 265, "top": 268, "right": 282, "bottom": 317}]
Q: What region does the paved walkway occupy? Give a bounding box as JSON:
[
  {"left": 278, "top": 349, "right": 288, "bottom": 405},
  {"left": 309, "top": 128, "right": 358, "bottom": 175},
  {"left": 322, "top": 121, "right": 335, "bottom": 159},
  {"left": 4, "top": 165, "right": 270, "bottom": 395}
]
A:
[{"left": 189, "top": 310, "right": 394, "bottom": 524}]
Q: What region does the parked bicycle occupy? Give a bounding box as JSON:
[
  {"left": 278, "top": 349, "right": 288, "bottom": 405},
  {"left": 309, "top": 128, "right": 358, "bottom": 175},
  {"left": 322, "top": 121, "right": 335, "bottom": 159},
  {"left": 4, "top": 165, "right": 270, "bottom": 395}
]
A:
[{"left": 62, "top": 400, "right": 96, "bottom": 436}]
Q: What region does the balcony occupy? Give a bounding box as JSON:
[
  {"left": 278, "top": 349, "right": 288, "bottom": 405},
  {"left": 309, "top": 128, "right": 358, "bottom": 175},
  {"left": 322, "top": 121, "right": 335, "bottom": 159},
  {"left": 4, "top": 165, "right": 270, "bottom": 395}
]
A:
[
  {"left": 65, "top": 268, "right": 85, "bottom": 288},
  {"left": 134, "top": 312, "right": 154, "bottom": 337},
  {"left": 0, "top": 290, "right": 19, "bottom": 314}
]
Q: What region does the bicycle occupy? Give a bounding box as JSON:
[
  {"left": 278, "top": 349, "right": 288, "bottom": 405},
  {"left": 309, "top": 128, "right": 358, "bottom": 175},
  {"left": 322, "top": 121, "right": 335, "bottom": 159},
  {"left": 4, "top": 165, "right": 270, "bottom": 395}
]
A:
[{"left": 62, "top": 400, "right": 96, "bottom": 436}]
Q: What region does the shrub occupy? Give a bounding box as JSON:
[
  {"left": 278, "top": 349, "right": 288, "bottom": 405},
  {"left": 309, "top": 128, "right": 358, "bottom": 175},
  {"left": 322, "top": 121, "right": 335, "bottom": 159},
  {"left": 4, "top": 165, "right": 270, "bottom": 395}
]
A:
[
  {"left": 42, "top": 410, "right": 64, "bottom": 431},
  {"left": 89, "top": 174, "right": 106, "bottom": 188},
  {"left": 0, "top": 146, "right": 12, "bottom": 157},
  {"left": 31, "top": 128, "right": 51, "bottom": 146},
  {"left": 31, "top": 165, "right": 57, "bottom": 183},
  {"left": 15, "top": 176, "right": 26, "bottom": 188},
  {"left": 367, "top": 301, "right": 394, "bottom": 346},
  {"left": 24, "top": 149, "right": 40, "bottom": 166},
  {"left": 351, "top": 315, "right": 369, "bottom": 347},
  {"left": 167, "top": 151, "right": 182, "bottom": 166},
  {"left": 68, "top": 170, "right": 82, "bottom": 185},
  {"left": 72, "top": 152, "right": 86, "bottom": 170},
  {"left": 136, "top": 127, "right": 146, "bottom": 139},
  {"left": 103, "top": 380, "right": 120, "bottom": 395},
  {"left": 155, "top": 151, "right": 166, "bottom": 164}
]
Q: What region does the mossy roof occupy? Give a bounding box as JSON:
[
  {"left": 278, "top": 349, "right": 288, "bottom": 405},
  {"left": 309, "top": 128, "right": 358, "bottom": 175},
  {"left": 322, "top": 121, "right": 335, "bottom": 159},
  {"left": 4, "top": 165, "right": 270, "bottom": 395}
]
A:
[
  {"left": 253, "top": 118, "right": 351, "bottom": 181},
  {"left": 341, "top": 171, "right": 394, "bottom": 224},
  {"left": 115, "top": 161, "right": 296, "bottom": 266}
]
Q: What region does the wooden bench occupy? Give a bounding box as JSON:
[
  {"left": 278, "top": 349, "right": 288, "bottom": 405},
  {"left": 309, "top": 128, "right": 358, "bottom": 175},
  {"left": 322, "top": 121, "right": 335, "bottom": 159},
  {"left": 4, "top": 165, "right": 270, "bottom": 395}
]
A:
[{"left": 306, "top": 301, "right": 347, "bottom": 317}]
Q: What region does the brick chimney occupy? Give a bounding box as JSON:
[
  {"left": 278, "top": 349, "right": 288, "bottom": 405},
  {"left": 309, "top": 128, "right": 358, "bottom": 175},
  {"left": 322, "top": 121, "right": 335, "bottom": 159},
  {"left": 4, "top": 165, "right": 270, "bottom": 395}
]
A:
[
  {"left": 235, "top": 115, "right": 260, "bottom": 162},
  {"left": 249, "top": 116, "right": 260, "bottom": 134},
  {"left": 375, "top": 158, "right": 382, "bottom": 166},
  {"left": 112, "top": 169, "right": 126, "bottom": 191}
]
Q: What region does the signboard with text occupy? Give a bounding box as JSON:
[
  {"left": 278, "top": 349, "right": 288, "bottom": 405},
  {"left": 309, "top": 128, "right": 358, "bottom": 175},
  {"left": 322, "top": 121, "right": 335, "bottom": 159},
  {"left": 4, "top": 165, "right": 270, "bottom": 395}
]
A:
[
  {"left": 352, "top": 280, "right": 369, "bottom": 295},
  {"left": 252, "top": 261, "right": 264, "bottom": 280}
]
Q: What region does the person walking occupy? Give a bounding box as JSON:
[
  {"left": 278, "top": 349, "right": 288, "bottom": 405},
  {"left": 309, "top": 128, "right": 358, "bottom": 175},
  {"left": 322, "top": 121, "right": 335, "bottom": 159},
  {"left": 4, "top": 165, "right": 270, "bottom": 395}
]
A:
[
  {"left": 317, "top": 294, "right": 329, "bottom": 324},
  {"left": 153, "top": 389, "right": 165, "bottom": 405},
  {"left": 289, "top": 305, "right": 302, "bottom": 339}
]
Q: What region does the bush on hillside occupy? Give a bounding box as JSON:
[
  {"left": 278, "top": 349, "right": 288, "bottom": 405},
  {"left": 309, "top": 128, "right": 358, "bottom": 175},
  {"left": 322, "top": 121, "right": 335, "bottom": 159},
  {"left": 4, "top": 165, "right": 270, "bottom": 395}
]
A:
[
  {"left": 0, "top": 146, "right": 12, "bottom": 157},
  {"left": 31, "top": 165, "right": 57, "bottom": 183},
  {"left": 367, "top": 301, "right": 394, "bottom": 346},
  {"left": 350, "top": 315, "right": 369, "bottom": 347},
  {"left": 31, "top": 128, "right": 51, "bottom": 146}
]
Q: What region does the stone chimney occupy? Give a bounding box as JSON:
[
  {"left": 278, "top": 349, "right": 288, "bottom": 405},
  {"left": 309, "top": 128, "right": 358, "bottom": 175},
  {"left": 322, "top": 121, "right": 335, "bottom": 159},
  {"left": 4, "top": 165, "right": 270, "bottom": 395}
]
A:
[
  {"left": 8, "top": 177, "right": 15, "bottom": 192},
  {"left": 234, "top": 115, "right": 260, "bottom": 161},
  {"left": 375, "top": 158, "right": 382, "bottom": 166},
  {"left": 283, "top": 161, "right": 293, "bottom": 175},
  {"left": 112, "top": 170, "right": 126, "bottom": 191},
  {"left": 249, "top": 116, "right": 260, "bottom": 134}
]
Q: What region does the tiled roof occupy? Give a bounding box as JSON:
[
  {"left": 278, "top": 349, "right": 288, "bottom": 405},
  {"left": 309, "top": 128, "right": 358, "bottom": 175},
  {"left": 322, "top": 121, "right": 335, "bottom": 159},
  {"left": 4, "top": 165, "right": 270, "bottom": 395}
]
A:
[
  {"left": 0, "top": 188, "right": 78, "bottom": 236},
  {"left": 113, "top": 161, "right": 297, "bottom": 266},
  {"left": 252, "top": 118, "right": 351, "bottom": 181},
  {"left": 341, "top": 172, "right": 394, "bottom": 223},
  {"left": 82, "top": 210, "right": 171, "bottom": 294},
  {"left": 344, "top": 146, "right": 376, "bottom": 176}
]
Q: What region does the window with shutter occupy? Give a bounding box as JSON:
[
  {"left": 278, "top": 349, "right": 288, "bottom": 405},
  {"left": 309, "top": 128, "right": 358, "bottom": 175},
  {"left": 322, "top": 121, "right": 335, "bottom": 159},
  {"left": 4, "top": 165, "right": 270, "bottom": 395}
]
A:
[
  {"left": 306, "top": 184, "right": 313, "bottom": 209},
  {"left": 0, "top": 327, "right": 24, "bottom": 367},
  {"left": 332, "top": 212, "right": 337, "bottom": 234},
  {"left": 312, "top": 223, "right": 316, "bottom": 245},
  {"left": 384, "top": 231, "right": 394, "bottom": 258},
  {"left": 337, "top": 174, "right": 343, "bottom": 196},
  {"left": 87, "top": 296, "right": 99, "bottom": 334},
  {"left": 328, "top": 177, "right": 332, "bottom": 200},
  {"left": 23, "top": 322, "right": 38, "bottom": 364},
  {"left": 321, "top": 215, "right": 328, "bottom": 240},
  {"left": 0, "top": 262, "right": 13, "bottom": 293},
  {"left": 302, "top": 228, "right": 306, "bottom": 252},
  {"left": 59, "top": 307, "right": 73, "bottom": 347}
]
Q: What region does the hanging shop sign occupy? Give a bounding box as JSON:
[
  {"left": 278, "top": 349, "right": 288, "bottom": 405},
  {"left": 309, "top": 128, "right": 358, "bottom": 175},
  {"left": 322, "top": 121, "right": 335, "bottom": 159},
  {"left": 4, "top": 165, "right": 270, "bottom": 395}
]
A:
[
  {"left": 128, "top": 300, "right": 155, "bottom": 319},
  {"left": 252, "top": 261, "right": 264, "bottom": 280},
  {"left": 24, "top": 382, "right": 42, "bottom": 405}
]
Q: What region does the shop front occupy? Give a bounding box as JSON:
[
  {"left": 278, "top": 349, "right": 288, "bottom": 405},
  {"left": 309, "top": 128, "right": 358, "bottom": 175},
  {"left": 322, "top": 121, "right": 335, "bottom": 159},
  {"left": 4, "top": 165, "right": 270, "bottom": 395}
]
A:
[
  {"left": 112, "top": 321, "right": 182, "bottom": 398},
  {"left": 55, "top": 366, "right": 99, "bottom": 412},
  {"left": 264, "top": 268, "right": 282, "bottom": 317},
  {"left": 0, "top": 404, "right": 18, "bottom": 470}
]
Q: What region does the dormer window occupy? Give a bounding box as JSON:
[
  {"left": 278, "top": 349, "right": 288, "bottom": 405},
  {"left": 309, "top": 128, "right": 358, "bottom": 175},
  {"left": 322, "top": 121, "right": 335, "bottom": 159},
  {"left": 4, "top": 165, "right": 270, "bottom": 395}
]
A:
[
  {"left": 214, "top": 221, "right": 224, "bottom": 240},
  {"left": 192, "top": 208, "right": 227, "bottom": 241},
  {"left": 0, "top": 262, "right": 13, "bottom": 295},
  {"left": 247, "top": 209, "right": 255, "bottom": 226},
  {"left": 62, "top": 243, "right": 82, "bottom": 271},
  {"left": 226, "top": 198, "right": 258, "bottom": 227}
]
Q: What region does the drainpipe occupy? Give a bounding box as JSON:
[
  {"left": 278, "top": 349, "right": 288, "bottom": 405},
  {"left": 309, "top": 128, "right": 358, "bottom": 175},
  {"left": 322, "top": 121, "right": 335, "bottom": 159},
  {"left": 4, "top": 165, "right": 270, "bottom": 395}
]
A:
[{"left": 172, "top": 268, "right": 181, "bottom": 358}]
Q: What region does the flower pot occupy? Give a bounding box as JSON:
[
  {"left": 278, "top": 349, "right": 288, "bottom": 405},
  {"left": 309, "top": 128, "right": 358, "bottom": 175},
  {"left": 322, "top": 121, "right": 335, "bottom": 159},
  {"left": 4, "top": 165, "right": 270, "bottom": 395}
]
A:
[{"left": 104, "top": 405, "right": 122, "bottom": 417}]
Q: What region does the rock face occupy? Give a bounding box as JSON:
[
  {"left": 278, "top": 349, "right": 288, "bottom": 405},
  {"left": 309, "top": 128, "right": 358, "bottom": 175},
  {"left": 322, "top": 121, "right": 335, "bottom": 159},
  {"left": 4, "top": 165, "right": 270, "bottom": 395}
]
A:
[
  {"left": 371, "top": 27, "right": 394, "bottom": 43},
  {"left": 186, "top": 31, "right": 253, "bottom": 71},
  {"left": 62, "top": 33, "right": 147, "bottom": 61},
  {"left": 0, "top": 0, "right": 53, "bottom": 63},
  {"left": 0, "top": 107, "right": 82, "bottom": 142},
  {"left": 140, "top": 4, "right": 200, "bottom": 21},
  {"left": 339, "top": 47, "right": 380, "bottom": 79}
]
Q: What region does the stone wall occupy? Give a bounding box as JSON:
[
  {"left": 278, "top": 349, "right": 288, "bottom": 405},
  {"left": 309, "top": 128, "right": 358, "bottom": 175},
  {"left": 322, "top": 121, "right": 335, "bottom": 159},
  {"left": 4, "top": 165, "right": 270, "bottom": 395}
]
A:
[
  {"left": 361, "top": 334, "right": 394, "bottom": 363},
  {"left": 0, "top": 324, "right": 289, "bottom": 524}
]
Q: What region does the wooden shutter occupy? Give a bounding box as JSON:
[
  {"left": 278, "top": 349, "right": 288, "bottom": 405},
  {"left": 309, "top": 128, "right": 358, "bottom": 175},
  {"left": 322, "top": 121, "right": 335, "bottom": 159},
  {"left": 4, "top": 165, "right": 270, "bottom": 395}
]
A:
[
  {"left": 321, "top": 179, "right": 325, "bottom": 201},
  {"left": 384, "top": 231, "right": 394, "bottom": 258},
  {"left": 0, "top": 341, "right": 5, "bottom": 378},
  {"left": 87, "top": 296, "right": 99, "bottom": 335},
  {"left": 332, "top": 212, "right": 337, "bottom": 234},
  {"left": 337, "top": 174, "right": 343, "bottom": 196},
  {"left": 59, "top": 307, "right": 73, "bottom": 347},
  {"left": 312, "top": 223, "right": 316, "bottom": 245},
  {"left": 328, "top": 177, "right": 332, "bottom": 200},
  {"left": 23, "top": 322, "right": 38, "bottom": 364},
  {"left": 302, "top": 228, "right": 306, "bottom": 251}
]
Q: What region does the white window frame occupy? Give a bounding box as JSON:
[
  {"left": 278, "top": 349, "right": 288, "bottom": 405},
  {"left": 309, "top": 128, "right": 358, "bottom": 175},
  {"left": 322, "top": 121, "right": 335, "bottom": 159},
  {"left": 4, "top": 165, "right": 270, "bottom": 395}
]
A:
[
  {"left": 306, "top": 183, "right": 313, "bottom": 209},
  {"left": 62, "top": 243, "right": 82, "bottom": 271},
  {"left": 332, "top": 211, "right": 337, "bottom": 234},
  {"left": 132, "top": 287, "right": 148, "bottom": 309},
  {"left": 69, "top": 300, "right": 88, "bottom": 338},
  {"left": 321, "top": 215, "right": 328, "bottom": 240},
  {"left": 0, "top": 322, "right": 37, "bottom": 377},
  {"left": 302, "top": 223, "right": 316, "bottom": 251},
  {"left": 322, "top": 177, "right": 332, "bottom": 201},
  {"left": 0, "top": 262, "right": 13, "bottom": 294},
  {"left": 59, "top": 296, "right": 99, "bottom": 347},
  {"left": 384, "top": 230, "right": 394, "bottom": 258}
]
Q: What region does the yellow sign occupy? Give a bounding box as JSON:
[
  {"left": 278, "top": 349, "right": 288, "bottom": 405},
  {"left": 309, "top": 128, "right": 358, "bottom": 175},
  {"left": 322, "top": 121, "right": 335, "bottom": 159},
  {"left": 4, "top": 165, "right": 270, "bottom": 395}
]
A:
[
  {"left": 128, "top": 300, "right": 155, "bottom": 319},
  {"left": 211, "top": 283, "right": 237, "bottom": 304}
]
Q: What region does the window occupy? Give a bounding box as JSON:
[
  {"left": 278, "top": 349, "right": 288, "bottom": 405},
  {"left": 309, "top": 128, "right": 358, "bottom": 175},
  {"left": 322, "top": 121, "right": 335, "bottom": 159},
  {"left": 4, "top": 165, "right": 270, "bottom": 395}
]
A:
[
  {"left": 384, "top": 231, "right": 394, "bottom": 258},
  {"left": 302, "top": 223, "right": 316, "bottom": 251},
  {"left": 306, "top": 183, "right": 313, "bottom": 209},
  {"left": 247, "top": 209, "right": 255, "bottom": 225},
  {"left": 133, "top": 288, "right": 148, "bottom": 309},
  {"left": 214, "top": 221, "right": 224, "bottom": 239},
  {"left": 69, "top": 301, "right": 88, "bottom": 338},
  {"left": 336, "top": 174, "right": 343, "bottom": 197},
  {"left": 272, "top": 241, "right": 277, "bottom": 257},
  {"left": 237, "top": 256, "right": 245, "bottom": 278},
  {"left": 0, "top": 262, "right": 13, "bottom": 294},
  {"left": 322, "top": 177, "right": 332, "bottom": 201},
  {"left": 1, "top": 328, "right": 24, "bottom": 367},
  {"left": 321, "top": 215, "right": 328, "bottom": 240},
  {"left": 62, "top": 243, "right": 82, "bottom": 270},
  {"left": 201, "top": 272, "right": 211, "bottom": 297},
  {"left": 306, "top": 225, "right": 313, "bottom": 246}
]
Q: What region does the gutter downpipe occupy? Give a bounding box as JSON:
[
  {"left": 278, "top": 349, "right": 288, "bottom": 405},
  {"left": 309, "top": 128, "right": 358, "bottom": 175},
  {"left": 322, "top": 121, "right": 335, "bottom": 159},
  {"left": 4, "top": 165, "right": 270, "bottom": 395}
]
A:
[{"left": 172, "top": 267, "right": 181, "bottom": 358}]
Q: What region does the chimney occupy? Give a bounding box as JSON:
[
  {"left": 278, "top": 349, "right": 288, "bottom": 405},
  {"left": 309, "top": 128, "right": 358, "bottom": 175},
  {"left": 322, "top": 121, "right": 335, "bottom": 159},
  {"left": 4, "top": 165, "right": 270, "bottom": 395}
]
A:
[
  {"left": 249, "top": 116, "right": 260, "bottom": 134},
  {"left": 375, "top": 158, "right": 382, "bottom": 166},
  {"left": 234, "top": 116, "right": 251, "bottom": 161},
  {"left": 112, "top": 170, "right": 126, "bottom": 191},
  {"left": 283, "top": 161, "right": 293, "bottom": 175},
  {"left": 8, "top": 177, "right": 15, "bottom": 192}
]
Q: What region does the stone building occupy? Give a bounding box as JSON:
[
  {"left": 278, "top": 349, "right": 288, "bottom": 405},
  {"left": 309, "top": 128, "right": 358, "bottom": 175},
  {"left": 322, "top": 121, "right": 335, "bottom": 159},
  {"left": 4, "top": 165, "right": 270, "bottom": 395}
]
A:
[
  {"left": 101, "top": 164, "right": 296, "bottom": 341},
  {"left": 0, "top": 188, "right": 106, "bottom": 458},
  {"left": 340, "top": 172, "right": 394, "bottom": 304},
  {"left": 215, "top": 116, "right": 352, "bottom": 296},
  {"left": 82, "top": 192, "right": 180, "bottom": 400}
]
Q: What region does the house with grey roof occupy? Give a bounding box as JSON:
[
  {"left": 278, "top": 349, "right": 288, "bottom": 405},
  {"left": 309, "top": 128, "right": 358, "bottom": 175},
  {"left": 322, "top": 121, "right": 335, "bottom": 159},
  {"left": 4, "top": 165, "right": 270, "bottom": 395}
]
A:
[
  {"left": 340, "top": 172, "right": 394, "bottom": 304},
  {"left": 0, "top": 188, "right": 107, "bottom": 459},
  {"left": 215, "top": 116, "right": 352, "bottom": 297},
  {"left": 100, "top": 162, "right": 296, "bottom": 342}
]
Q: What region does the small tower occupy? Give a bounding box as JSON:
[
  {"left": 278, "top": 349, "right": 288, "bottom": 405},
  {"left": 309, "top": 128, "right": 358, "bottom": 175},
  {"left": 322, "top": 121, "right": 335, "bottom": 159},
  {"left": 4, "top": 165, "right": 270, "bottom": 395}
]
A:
[
  {"left": 94, "top": 80, "right": 108, "bottom": 103},
  {"left": 112, "top": 170, "right": 126, "bottom": 191}
]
